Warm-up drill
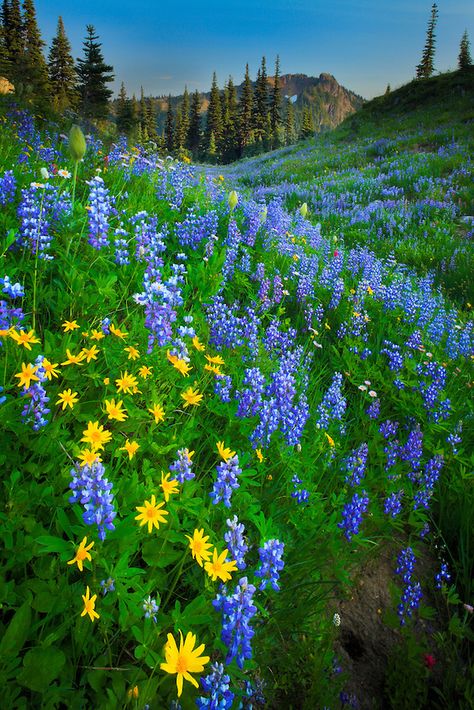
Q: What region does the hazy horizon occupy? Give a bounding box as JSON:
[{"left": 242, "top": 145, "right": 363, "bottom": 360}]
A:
[{"left": 36, "top": 0, "right": 474, "bottom": 100}]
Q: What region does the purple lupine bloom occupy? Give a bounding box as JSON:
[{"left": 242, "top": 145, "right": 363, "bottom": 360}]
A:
[
  {"left": 212, "top": 577, "right": 257, "bottom": 668},
  {"left": 338, "top": 491, "right": 369, "bottom": 541},
  {"left": 0, "top": 170, "right": 16, "bottom": 205},
  {"left": 86, "top": 176, "right": 116, "bottom": 250},
  {"left": 395, "top": 547, "right": 422, "bottom": 625},
  {"left": 196, "top": 663, "right": 235, "bottom": 710},
  {"left": 224, "top": 515, "right": 248, "bottom": 570},
  {"left": 343, "top": 443, "right": 369, "bottom": 487},
  {"left": 316, "top": 372, "right": 346, "bottom": 431},
  {"left": 255, "top": 538, "right": 285, "bottom": 591},
  {"left": 434, "top": 562, "right": 451, "bottom": 589},
  {"left": 142, "top": 595, "right": 159, "bottom": 623},
  {"left": 210, "top": 455, "right": 242, "bottom": 508},
  {"left": 69, "top": 460, "right": 117, "bottom": 540},
  {"left": 20, "top": 355, "right": 50, "bottom": 430},
  {"left": 169, "top": 448, "right": 195, "bottom": 483}
]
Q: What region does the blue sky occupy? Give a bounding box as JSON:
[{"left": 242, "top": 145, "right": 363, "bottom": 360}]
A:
[{"left": 36, "top": 1, "right": 474, "bottom": 99}]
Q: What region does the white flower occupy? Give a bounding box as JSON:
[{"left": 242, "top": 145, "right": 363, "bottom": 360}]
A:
[
  {"left": 358, "top": 385, "right": 367, "bottom": 392},
  {"left": 364, "top": 380, "right": 371, "bottom": 386},
  {"left": 368, "top": 390, "right": 377, "bottom": 398},
  {"left": 333, "top": 612, "right": 341, "bottom": 627},
  {"left": 58, "top": 169, "right": 71, "bottom": 179},
  {"left": 40, "top": 167, "right": 49, "bottom": 180}
]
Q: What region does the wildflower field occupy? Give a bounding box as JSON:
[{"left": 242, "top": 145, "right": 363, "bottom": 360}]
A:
[{"left": 0, "top": 72, "right": 473, "bottom": 709}]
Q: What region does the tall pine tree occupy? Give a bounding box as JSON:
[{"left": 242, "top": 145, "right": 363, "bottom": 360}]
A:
[
  {"left": 239, "top": 62, "right": 253, "bottom": 155},
  {"left": 4, "top": 0, "right": 23, "bottom": 81},
  {"left": 145, "top": 97, "right": 158, "bottom": 142},
  {"left": 117, "top": 81, "right": 137, "bottom": 135},
  {"left": 187, "top": 89, "right": 201, "bottom": 156},
  {"left": 221, "top": 76, "right": 239, "bottom": 162},
  {"left": 416, "top": 3, "right": 438, "bottom": 79},
  {"left": 253, "top": 57, "right": 269, "bottom": 145},
  {"left": 285, "top": 99, "right": 296, "bottom": 146},
  {"left": 164, "top": 94, "right": 174, "bottom": 153},
  {"left": 22, "top": 0, "right": 49, "bottom": 103},
  {"left": 205, "top": 72, "right": 222, "bottom": 157},
  {"left": 300, "top": 105, "right": 315, "bottom": 139},
  {"left": 270, "top": 55, "right": 282, "bottom": 148},
  {"left": 76, "top": 25, "right": 114, "bottom": 120},
  {"left": 458, "top": 30, "right": 472, "bottom": 70},
  {"left": 48, "top": 16, "right": 77, "bottom": 112}
]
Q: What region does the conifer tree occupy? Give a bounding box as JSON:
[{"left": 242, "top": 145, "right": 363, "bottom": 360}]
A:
[
  {"left": 458, "top": 30, "right": 472, "bottom": 70},
  {"left": 0, "top": 8, "right": 11, "bottom": 78},
  {"left": 4, "top": 0, "right": 22, "bottom": 80},
  {"left": 139, "top": 86, "right": 147, "bottom": 138},
  {"left": 164, "top": 94, "right": 174, "bottom": 153},
  {"left": 300, "top": 105, "right": 315, "bottom": 139},
  {"left": 174, "top": 104, "right": 183, "bottom": 152},
  {"left": 221, "top": 76, "right": 238, "bottom": 162},
  {"left": 416, "top": 3, "right": 438, "bottom": 79},
  {"left": 270, "top": 55, "right": 282, "bottom": 147},
  {"left": 285, "top": 99, "right": 296, "bottom": 145},
  {"left": 22, "top": 0, "right": 49, "bottom": 102},
  {"left": 205, "top": 72, "right": 222, "bottom": 155},
  {"left": 239, "top": 62, "right": 253, "bottom": 154},
  {"left": 116, "top": 82, "right": 137, "bottom": 135},
  {"left": 385, "top": 83, "right": 391, "bottom": 94},
  {"left": 175, "top": 86, "right": 190, "bottom": 152},
  {"left": 48, "top": 16, "right": 78, "bottom": 112},
  {"left": 187, "top": 89, "right": 201, "bottom": 156},
  {"left": 253, "top": 57, "right": 269, "bottom": 144},
  {"left": 76, "top": 25, "right": 114, "bottom": 120},
  {"left": 145, "top": 97, "right": 158, "bottom": 142}
]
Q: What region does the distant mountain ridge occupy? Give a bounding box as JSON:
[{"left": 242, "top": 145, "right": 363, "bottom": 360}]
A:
[{"left": 145, "top": 72, "right": 365, "bottom": 134}]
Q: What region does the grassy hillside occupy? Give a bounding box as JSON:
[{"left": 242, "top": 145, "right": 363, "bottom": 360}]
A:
[{"left": 0, "top": 71, "right": 472, "bottom": 709}]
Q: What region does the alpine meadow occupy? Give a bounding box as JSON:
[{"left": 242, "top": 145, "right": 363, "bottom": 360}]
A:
[{"left": 0, "top": 1, "right": 473, "bottom": 709}]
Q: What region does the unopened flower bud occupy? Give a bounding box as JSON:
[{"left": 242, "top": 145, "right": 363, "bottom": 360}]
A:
[
  {"left": 228, "top": 190, "right": 238, "bottom": 212},
  {"left": 69, "top": 124, "right": 87, "bottom": 162},
  {"left": 40, "top": 167, "right": 49, "bottom": 180},
  {"left": 299, "top": 202, "right": 308, "bottom": 218}
]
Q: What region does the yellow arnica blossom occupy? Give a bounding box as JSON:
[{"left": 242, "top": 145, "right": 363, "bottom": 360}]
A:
[
  {"left": 120, "top": 439, "right": 139, "bottom": 460},
  {"left": 148, "top": 403, "right": 165, "bottom": 424},
  {"left": 204, "top": 548, "right": 238, "bottom": 583},
  {"left": 81, "top": 345, "right": 100, "bottom": 362},
  {"left": 115, "top": 370, "right": 138, "bottom": 394},
  {"left": 127, "top": 686, "right": 139, "bottom": 699},
  {"left": 167, "top": 351, "right": 193, "bottom": 376},
  {"left": 192, "top": 336, "right": 205, "bottom": 351},
  {"left": 105, "top": 398, "right": 128, "bottom": 422},
  {"left": 138, "top": 365, "right": 153, "bottom": 379},
  {"left": 216, "top": 441, "right": 236, "bottom": 462},
  {"left": 61, "top": 348, "right": 86, "bottom": 366},
  {"left": 160, "top": 472, "right": 179, "bottom": 502},
  {"left": 135, "top": 494, "right": 169, "bottom": 533},
  {"left": 90, "top": 328, "right": 105, "bottom": 341},
  {"left": 78, "top": 448, "right": 102, "bottom": 467},
  {"left": 81, "top": 421, "right": 112, "bottom": 451},
  {"left": 325, "top": 432, "right": 335, "bottom": 447},
  {"left": 124, "top": 345, "right": 140, "bottom": 360},
  {"left": 205, "top": 354, "right": 225, "bottom": 366},
  {"left": 42, "top": 357, "right": 60, "bottom": 380},
  {"left": 56, "top": 388, "right": 79, "bottom": 410},
  {"left": 67, "top": 536, "right": 94, "bottom": 571},
  {"left": 62, "top": 319, "right": 80, "bottom": 332},
  {"left": 186, "top": 528, "right": 212, "bottom": 567},
  {"left": 367, "top": 285, "right": 374, "bottom": 296},
  {"left": 81, "top": 586, "right": 99, "bottom": 622},
  {"left": 256, "top": 448, "right": 265, "bottom": 463},
  {"left": 204, "top": 363, "right": 223, "bottom": 376},
  {"left": 160, "top": 630, "right": 210, "bottom": 698},
  {"left": 110, "top": 323, "right": 128, "bottom": 339},
  {"left": 181, "top": 387, "right": 203, "bottom": 408},
  {"left": 9, "top": 328, "right": 40, "bottom": 350},
  {"left": 14, "top": 362, "right": 39, "bottom": 389}
]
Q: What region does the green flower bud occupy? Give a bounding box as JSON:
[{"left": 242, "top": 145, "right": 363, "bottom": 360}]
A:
[
  {"left": 69, "top": 125, "right": 87, "bottom": 162},
  {"left": 228, "top": 190, "right": 238, "bottom": 212},
  {"left": 259, "top": 205, "right": 268, "bottom": 223},
  {"left": 299, "top": 202, "right": 308, "bottom": 218}
]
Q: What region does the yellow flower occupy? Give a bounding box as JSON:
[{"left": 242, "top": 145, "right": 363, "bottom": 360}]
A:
[
  {"left": 42, "top": 357, "right": 60, "bottom": 380},
  {"left": 186, "top": 528, "right": 212, "bottom": 567},
  {"left": 160, "top": 630, "right": 210, "bottom": 698},
  {"left": 205, "top": 354, "right": 225, "bottom": 366},
  {"left": 325, "top": 432, "right": 335, "bottom": 447},
  {"left": 56, "top": 388, "right": 79, "bottom": 410},
  {"left": 110, "top": 323, "right": 128, "bottom": 339},
  {"left": 90, "top": 328, "right": 105, "bottom": 341},
  {"left": 127, "top": 686, "right": 139, "bottom": 699},
  {"left": 9, "top": 328, "right": 40, "bottom": 350},
  {"left": 14, "top": 362, "right": 39, "bottom": 389},
  {"left": 81, "top": 344, "right": 100, "bottom": 362},
  {"left": 81, "top": 421, "right": 112, "bottom": 451},
  {"left": 61, "top": 348, "right": 86, "bottom": 366},
  {"left": 67, "top": 536, "right": 94, "bottom": 571},
  {"left": 160, "top": 472, "right": 179, "bottom": 502},
  {"left": 81, "top": 586, "right": 99, "bottom": 622},
  {"left": 103, "top": 377, "right": 110, "bottom": 385},
  {"left": 167, "top": 351, "right": 193, "bottom": 376},
  {"left": 120, "top": 439, "right": 139, "bottom": 460},
  {"left": 216, "top": 441, "right": 236, "bottom": 462},
  {"left": 104, "top": 398, "right": 128, "bottom": 421},
  {"left": 124, "top": 345, "right": 140, "bottom": 360},
  {"left": 135, "top": 494, "right": 169, "bottom": 533},
  {"left": 367, "top": 285, "right": 374, "bottom": 296},
  {"left": 181, "top": 387, "right": 203, "bottom": 408},
  {"left": 256, "top": 448, "right": 265, "bottom": 463},
  {"left": 115, "top": 370, "right": 138, "bottom": 394},
  {"left": 62, "top": 320, "right": 80, "bottom": 332},
  {"left": 204, "top": 363, "right": 223, "bottom": 376},
  {"left": 139, "top": 365, "right": 153, "bottom": 379},
  {"left": 192, "top": 336, "right": 205, "bottom": 351},
  {"left": 78, "top": 448, "right": 102, "bottom": 467},
  {"left": 204, "top": 548, "right": 238, "bottom": 583}
]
